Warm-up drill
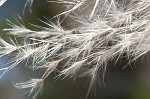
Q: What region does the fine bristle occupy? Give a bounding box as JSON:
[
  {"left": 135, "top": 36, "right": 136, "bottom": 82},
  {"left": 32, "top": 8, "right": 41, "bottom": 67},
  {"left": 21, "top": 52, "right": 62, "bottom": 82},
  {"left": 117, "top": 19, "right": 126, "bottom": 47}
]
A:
[{"left": 0, "top": 0, "right": 150, "bottom": 98}]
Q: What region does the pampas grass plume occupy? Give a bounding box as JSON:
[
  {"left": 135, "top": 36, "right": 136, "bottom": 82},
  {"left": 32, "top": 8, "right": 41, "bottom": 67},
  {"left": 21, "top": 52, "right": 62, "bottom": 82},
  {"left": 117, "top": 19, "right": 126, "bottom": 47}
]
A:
[{"left": 0, "top": 0, "right": 150, "bottom": 98}]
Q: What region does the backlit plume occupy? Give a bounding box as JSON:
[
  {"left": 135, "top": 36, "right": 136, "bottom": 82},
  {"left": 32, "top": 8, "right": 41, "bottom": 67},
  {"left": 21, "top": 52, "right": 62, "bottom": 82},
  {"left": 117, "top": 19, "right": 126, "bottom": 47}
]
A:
[{"left": 0, "top": 0, "right": 150, "bottom": 98}]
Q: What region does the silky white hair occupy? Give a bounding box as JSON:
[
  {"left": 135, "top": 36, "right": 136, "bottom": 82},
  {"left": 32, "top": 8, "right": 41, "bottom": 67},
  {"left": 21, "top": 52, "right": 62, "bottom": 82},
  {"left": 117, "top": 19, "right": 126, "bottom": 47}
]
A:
[{"left": 0, "top": 0, "right": 150, "bottom": 98}]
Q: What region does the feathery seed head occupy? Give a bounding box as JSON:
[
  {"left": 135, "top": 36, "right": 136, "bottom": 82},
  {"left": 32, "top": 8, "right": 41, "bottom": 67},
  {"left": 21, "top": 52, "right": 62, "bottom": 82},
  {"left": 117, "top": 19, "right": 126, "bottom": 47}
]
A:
[{"left": 0, "top": 0, "right": 150, "bottom": 98}]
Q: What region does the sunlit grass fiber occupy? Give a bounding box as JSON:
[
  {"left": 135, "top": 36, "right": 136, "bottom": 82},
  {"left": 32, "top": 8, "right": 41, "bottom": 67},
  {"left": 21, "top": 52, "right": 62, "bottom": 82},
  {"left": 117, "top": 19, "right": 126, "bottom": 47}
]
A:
[{"left": 0, "top": 0, "right": 150, "bottom": 98}]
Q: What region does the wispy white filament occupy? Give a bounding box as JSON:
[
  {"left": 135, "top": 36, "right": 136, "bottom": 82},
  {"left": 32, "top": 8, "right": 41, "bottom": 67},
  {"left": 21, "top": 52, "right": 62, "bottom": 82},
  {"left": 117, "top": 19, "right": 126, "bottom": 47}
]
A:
[
  {"left": 0, "top": 0, "right": 7, "bottom": 6},
  {"left": 0, "top": 0, "right": 150, "bottom": 98}
]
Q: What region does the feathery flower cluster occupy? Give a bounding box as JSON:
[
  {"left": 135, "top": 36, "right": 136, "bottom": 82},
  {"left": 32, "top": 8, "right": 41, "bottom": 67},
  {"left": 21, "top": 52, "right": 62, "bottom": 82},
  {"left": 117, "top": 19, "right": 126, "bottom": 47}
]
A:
[{"left": 0, "top": 0, "right": 150, "bottom": 98}]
